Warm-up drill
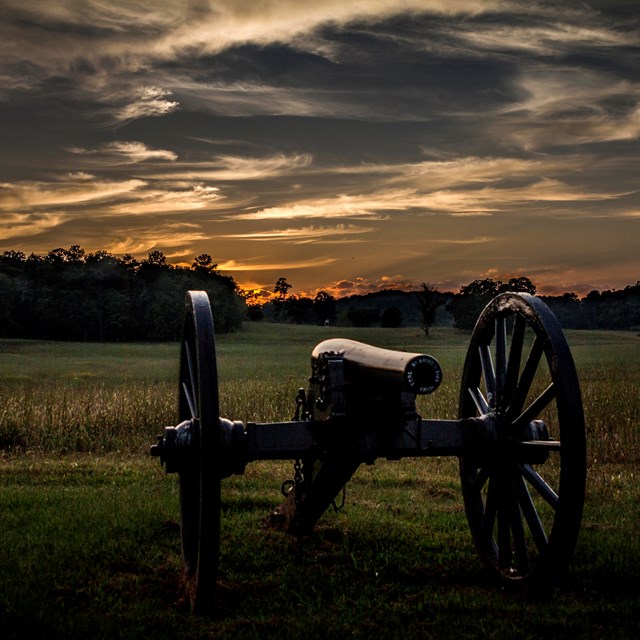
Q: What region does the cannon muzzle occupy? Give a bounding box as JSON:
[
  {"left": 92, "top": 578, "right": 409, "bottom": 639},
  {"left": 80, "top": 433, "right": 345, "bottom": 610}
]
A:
[{"left": 311, "top": 338, "right": 442, "bottom": 396}]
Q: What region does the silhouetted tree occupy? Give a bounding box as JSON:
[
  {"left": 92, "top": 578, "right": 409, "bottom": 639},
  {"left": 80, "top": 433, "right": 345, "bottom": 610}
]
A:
[
  {"left": 381, "top": 306, "right": 403, "bottom": 328},
  {"left": 273, "top": 277, "right": 292, "bottom": 321},
  {"left": 504, "top": 276, "right": 536, "bottom": 294},
  {"left": 192, "top": 253, "right": 217, "bottom": 274},
  {"left": 313, "top": 290, "right": 337, "bottom": 325},
  {"left": 414, "top": 283, "right": 445, "bottom": 337},
  {"left": 447, "top": 278, "right": 502, "bottom": 330},
  {"left": 287, "top": 296, "right": 314, "bottom": 324},
  {"left": 347, "top": 307, "right": 379, "bottom": 327}
]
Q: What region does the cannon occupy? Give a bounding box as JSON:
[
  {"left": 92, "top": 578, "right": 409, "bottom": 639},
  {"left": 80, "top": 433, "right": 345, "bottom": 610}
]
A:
[{"left": 151, "top": 290, "right": 586, "bottom": 613}]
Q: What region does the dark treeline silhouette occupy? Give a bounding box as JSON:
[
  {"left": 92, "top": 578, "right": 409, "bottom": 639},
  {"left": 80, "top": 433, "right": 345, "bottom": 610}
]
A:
[
  {"left": 256, "top": 275, "right": 640, "bottom": 331},
  {"left": 446, "top": 276, "right": 640, "bottom": 331},
  {"left": 0, "top": 246, "right": 246, "bottom": 341},
  {"left": 2, "top": 247, "right": 639, "bottom": 338}
]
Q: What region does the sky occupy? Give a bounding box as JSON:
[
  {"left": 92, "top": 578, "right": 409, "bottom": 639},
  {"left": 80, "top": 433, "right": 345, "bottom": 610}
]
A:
[{"left": 0, "top": 1, "right": 638, "bottom": 299}]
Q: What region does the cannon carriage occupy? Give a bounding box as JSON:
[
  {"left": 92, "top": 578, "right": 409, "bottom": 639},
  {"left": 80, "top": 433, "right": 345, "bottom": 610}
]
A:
[{"left": 151, "top": 290, "right": 586, "bottom": 613}]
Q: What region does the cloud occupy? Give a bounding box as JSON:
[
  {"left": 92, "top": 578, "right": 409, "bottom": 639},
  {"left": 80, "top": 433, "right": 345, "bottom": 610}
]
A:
[
  {"left": 0, "top": 212, "right": 67, "bottom": 241},
  {"left": 0, "top": 177, "right": 146, "bottom": 210},
  {"left": 501, "top": 69, "right": 640, "bottom": 148},
  {"left": 429, "top": 236, "right": 493, "bottom": 244},
  {"left": 115, "top": 86, "right": 179, "bottom": 122},
  {"left": 0, "top": 176, "right": 228, "bottom": 219},
  {"left": 152, "top": 153, "right": 312, "bottom": 181},
  {"left": 318, "top": 274, "right": 422, "bottom": 298},
  {"left": 0, "top": 1, "right": 501, "bottom": 86},
  {"left": 104, "top": 184, "right": 226, "bottom": 216},
  {"left": 453, "top": 20, "right": 639, "bottom": 57},
  {"left": 104, "top": 223, "right": 208, "bottom": 257},
  {"left": 238, "top": 177, "right": 627, "bottom": 221},
  {"left": 219, "top": 223, "right": 375, "bottom": 243},
  {"left": 217, "top": 255, "right": 336, "bottom": 272},
  {"left": 69, "top": 141, "right": 178, "bottom": 164}
]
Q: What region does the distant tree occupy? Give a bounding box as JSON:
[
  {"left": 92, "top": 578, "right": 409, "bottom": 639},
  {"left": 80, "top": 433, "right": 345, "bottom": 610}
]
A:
[
  {"left": 447, "top": 277, "right": 502, "bottom": 330},
  {"left": 0, "top": 273, "right": 16, "bottom": 336},
  {"left": 381, "top": 306, "right": 403, "bottom": 328},
  {"left": 347, "top": 307, "right": 379, "bottom": 327},
  {"left": 120, "top": 253, "right": 139, "bottom": 271},
  {"left": 503, "top": 276, "right": 536, "bottom": 294},
  {"left": 313, "top": 290, "right": 337, "bottom": 325},
  {"left": 145, "top": 250, "right": 167, "bottom": 266},
  {"left": 274, "top": 277, "right": 292, "bottom": 300},
  {"left": 240, "top": 289, "right": 265, "bottom": 321},
  {"left": 287, "top": 295, "right": 314, "bottom": 324},
  {"left": 583, "top": 290, "right": 602, "bottom": 329},
  {"left": 541, "top": 292, "right": 584, "bottom": 329},
  {"left": 0, "top": 250, "right": 26, "bottom": 266},
  {"left": 65, "top": 244, "right": 86, "bottom": 264},
  {"left": 192, "top": 253, "right": 217, "bottom": 274},
  {"left": 414, "top": 282, "right": 445, "bottom": 337},
  {"left": 273, "top": 277, "right": 292, "bottom": 321}
]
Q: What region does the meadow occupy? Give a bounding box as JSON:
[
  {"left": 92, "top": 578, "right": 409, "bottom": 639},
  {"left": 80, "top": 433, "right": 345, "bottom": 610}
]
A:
[{"left": 1, "top": 323, "right": 639, "bottom": 639}]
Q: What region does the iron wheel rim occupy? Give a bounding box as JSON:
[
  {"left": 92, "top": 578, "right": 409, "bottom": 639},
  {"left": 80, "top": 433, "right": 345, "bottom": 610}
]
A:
[{"left": 458, "top": 293, "right": 586, "bottom": 585}]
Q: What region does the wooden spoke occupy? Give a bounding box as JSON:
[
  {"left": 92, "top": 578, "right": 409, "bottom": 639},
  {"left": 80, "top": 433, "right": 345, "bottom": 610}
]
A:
[
  {"left": 517, "top": 462, "right": 559, "bottom": 510},
  {"left": 182, "top": 381, "right": 197, "bottom": 421},
  {"left": 495, "top": 316, "right": 508, "bottom": 404},
  {"left": 479, "top": 344, "right": 496, "bottom": 408},
  {"left": 497, "top": 480, "right": 512, "bottom": 570},
  {"left": 469, "top": 387, "right": 491, "bottom": 415},
  {"left": 513, "top": 470, "right": 548, "bottom": 552},
  {"left": 506, "top": 336, "right": 544, "bottom": 420},
  {"left": 184, "top": 342, "right": 197, "bottom": 417},
  {"left": 482, "top": 475, "right": 498, "bottom": 547},
  {"left": 501, "top": 314, "right": 526, "bottom": 411},
  {"left": 508, "top": 483, "right": 530, "bottom": 574},
  {"left": 512, "top": 383, "right": 556, "bottom": 432},
  {"left": 471, "top": 466, "right": 491, "bottom": 495}
]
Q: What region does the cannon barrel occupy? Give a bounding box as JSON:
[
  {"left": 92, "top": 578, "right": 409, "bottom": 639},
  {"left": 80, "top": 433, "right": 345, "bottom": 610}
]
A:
[{"left": 311, "top": 338, "right": 442, "bottom": 395}]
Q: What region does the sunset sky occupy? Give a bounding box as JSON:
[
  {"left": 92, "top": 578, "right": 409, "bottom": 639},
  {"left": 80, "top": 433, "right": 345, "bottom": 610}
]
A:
[{"left": 1, "top": 1, "right": 638, "bottom": 298}]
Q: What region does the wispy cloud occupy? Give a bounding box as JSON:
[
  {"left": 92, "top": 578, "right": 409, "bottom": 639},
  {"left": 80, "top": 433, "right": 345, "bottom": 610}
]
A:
[
  {"left": 0, "top": 212, "right": 67, "bottom": 241},
  {"left": 219, "top": 223, "right": 375, "bottom": 243},
  {"left": 69, "top": 141, "right": 178, "bottom": 164},
  {"left": 217, "top": 256, "right": 337, "bottom": 271},
  {"left": 104, "top": 223, "right": 208, "bottom": 257},
  {"left": 319, "top": 273, "right": 424, "bottom": 297},
  {"left": 151, "top": 153, "right": 313, "bottom": 181},
  {"left": 0, "top": 177, "right": 146, "bottom": 210},
  {"left": 239, "top": 178, "right": 627, "bottom": 221},
  {"left": 115, "top": 86, "right": 179, "bottom": 122}
]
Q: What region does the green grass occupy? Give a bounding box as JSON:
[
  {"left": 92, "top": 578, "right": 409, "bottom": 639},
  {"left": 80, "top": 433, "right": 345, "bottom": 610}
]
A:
[{"left": 1, "top": 325, "right": 639, "bottom": 638}]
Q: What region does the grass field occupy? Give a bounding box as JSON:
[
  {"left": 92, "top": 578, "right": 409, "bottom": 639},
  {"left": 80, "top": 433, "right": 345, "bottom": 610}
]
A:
[{"left": 1, "top": 324, "right": 639, "bottom": 639}]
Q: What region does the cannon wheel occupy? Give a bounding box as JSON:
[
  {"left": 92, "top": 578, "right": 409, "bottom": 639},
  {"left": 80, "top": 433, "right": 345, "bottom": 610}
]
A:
[
  {"left": 177, "top": 291, "right": 220, "bottom": 613},
  {"left": 459, "top": 293, "right": 586, "bottom": 586}
]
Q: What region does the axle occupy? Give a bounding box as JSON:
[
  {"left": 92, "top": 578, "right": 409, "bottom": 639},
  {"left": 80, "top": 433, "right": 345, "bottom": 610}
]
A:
[{"left": 151, "top": 412, "right": 554, "bottom": 478}]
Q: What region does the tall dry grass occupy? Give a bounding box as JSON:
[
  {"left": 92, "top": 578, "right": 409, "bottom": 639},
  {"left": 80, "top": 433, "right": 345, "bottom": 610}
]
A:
[{"left": 0, "top": 326, "right": 638, "bottom": 463}]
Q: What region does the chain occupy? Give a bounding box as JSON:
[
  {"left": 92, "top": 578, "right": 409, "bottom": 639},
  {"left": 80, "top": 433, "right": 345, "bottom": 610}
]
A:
[
  {"left": 292, "top": 458, "right": 304, "bottom": 535},
  {"left": 293, "top": 388, "right": 307, "bottom": 421},
  {"left": 293, "top": 458, "right": 303, "bottom": 505},
  {"left": 332, "top": 485, "right": 346, "bottom": 513}
]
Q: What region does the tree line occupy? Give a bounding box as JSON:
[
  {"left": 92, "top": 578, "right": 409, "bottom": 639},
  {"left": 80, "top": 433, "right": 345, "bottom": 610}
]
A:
[
  {"left": 0, "top": 246, "right": 246, "bottom": 341},
  {"left": 446, "top": 276, "right": 640, "bottom": 331},
  {"left": 2, "top": 246, "right": 638, "bottom": 340},
  {"left": 255, "top": 275, "right": 640, "bottom": 332}
]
